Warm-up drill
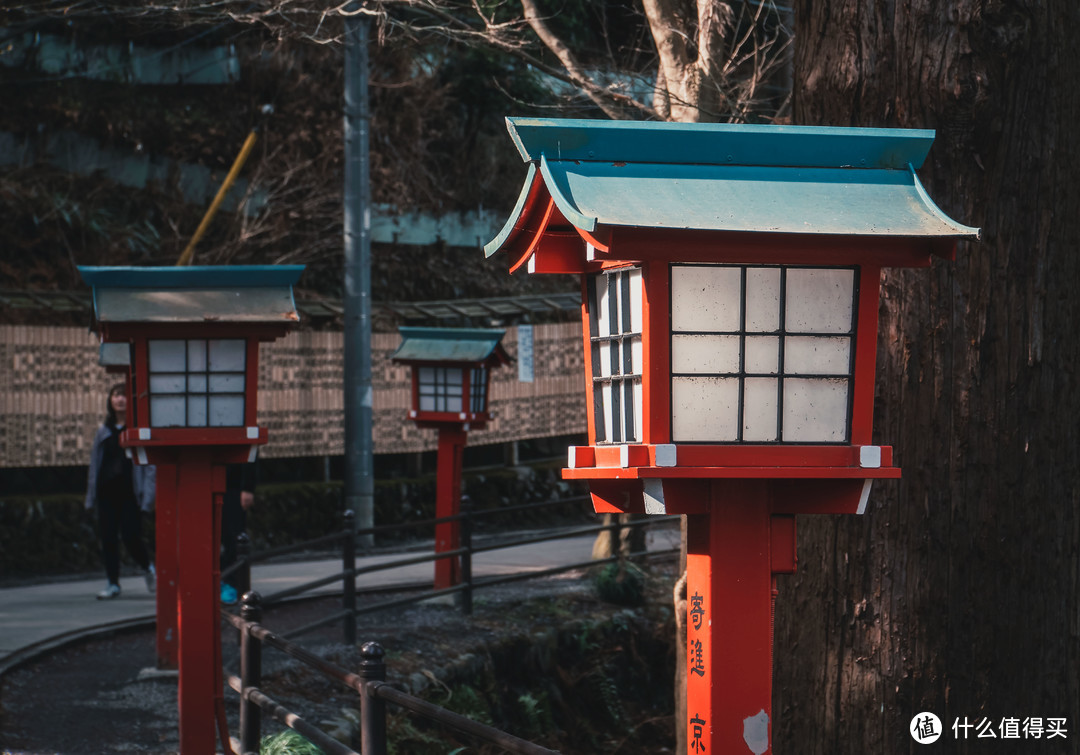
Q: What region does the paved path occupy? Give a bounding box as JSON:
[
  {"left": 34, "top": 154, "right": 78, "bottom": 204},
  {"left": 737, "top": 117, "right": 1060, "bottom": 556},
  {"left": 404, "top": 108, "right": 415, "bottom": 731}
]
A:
[{"left": 0, "top": 526, "right": 680, "bottom": 670}]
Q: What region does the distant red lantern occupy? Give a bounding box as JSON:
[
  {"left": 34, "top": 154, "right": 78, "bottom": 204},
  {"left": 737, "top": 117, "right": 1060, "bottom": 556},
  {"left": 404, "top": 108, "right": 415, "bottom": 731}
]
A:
[
  {"left": 392, "top": 327, "right": 510, "bottom": 589},
  {"left": 485, "top": 118, "right": 978, "bottom": 754}
]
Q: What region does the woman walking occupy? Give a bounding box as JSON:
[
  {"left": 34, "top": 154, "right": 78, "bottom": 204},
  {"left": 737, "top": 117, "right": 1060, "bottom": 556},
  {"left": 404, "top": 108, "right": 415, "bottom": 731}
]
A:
[{"left": 85, "top": 383, "right": 156, "bottom": 599}]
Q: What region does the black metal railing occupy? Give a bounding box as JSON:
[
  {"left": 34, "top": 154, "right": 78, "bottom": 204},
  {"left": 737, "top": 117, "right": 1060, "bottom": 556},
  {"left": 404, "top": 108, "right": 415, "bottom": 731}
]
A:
[
  {"left": 225, "top": 592, "right": 561, "bottom": 755},
  {"left": 223, "top": 495, "right": 680, "bottom": 644}
]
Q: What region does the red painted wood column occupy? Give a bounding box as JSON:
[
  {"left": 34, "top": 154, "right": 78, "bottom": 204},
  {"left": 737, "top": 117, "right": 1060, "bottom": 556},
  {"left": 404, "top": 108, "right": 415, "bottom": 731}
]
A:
[
  {"left": 174, "top": 448, "right": 220, "bottom": 755},
  {"left": 434, "top": 425, "right": 467, "bottom": 589},
  {"left": 154, "top": 464, "right": 179, "bottom": 670},
  {"left": 685, "top": 480, "right": 775, "bottom": 755}
]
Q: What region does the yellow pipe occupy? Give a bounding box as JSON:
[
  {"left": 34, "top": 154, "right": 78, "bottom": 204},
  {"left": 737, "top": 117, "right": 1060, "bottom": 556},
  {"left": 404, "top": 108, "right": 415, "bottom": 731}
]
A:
[{"left": 176, "top": 128, "right": 260, "bottom": 267}]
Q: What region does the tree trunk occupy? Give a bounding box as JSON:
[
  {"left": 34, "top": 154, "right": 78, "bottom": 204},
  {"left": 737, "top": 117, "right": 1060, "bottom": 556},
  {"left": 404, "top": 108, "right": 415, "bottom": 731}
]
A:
[
  {"left": 775, "top": 2, "right": 1080, "bottom": 752},
  {"left": 643, "top": 0, "right": 732, "bottom": 122}
]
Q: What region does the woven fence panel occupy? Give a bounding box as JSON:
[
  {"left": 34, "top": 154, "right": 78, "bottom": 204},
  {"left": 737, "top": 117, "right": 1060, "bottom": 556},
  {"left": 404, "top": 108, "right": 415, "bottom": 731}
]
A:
[{"left": 1, "top": 323, "right": 586, "bottom": 468}]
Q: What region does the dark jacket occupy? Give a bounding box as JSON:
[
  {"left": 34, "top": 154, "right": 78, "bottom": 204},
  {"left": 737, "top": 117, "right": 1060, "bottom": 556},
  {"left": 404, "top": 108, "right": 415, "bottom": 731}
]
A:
[{"left": 85, "top": 424, "right": 156, "bottom": 512}]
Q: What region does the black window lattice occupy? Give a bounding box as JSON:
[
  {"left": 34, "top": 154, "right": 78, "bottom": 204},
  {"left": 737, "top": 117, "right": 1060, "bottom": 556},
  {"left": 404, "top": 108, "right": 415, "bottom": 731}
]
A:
[
  {"left": 146, "top": 339, "right": 246, "bottom": 428},
  {"left": 669, "top": 264, "right": 859, "bottom": 444},
  {"left": 418, "top": 367, "right": 463, "bottom": 413}
]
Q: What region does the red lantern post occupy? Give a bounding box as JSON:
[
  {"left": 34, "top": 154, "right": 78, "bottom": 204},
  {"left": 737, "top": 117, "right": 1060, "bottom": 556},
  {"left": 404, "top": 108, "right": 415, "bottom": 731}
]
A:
[
  {"left": 392, "top": 327, "right": 510, "bottom": 589},
  {"left": 153, "top": 464, "right": 179, "bottom": 669},
  {"left": 484, "top": 118, "right": 979, "bottom": 754},
  {"left": 80, "top": 265, "right": 303, "bottom": 754}
]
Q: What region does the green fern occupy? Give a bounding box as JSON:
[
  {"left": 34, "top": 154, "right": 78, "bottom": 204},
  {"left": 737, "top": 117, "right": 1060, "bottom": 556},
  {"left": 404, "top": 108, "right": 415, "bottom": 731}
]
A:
[
  {"left": 516, "top": 691, "right": 555, "bottom": 738},
  {"left": 260, "top": 730, "right": 326, "bottom": 755},
  {"left": 585, "top": 663, "right": 624, "bottom": 728}
]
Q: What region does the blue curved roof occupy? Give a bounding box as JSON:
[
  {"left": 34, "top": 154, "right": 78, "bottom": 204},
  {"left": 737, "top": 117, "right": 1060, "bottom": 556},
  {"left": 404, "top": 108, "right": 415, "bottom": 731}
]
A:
[
  {"left": 78, "top": 265, "right": 304, "bottom": 324},
  {"left": 391, "top": 327, "right": 510, "bottom": 365},
  {"left": 485, "top": 118, "right": 979, "bottom": 258}
]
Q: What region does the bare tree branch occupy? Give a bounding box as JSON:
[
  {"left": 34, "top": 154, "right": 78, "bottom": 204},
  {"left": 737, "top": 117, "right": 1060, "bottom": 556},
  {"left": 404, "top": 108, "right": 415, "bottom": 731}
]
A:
[
  {"left": 520, "top": 0, "right": 646, "bottom": 120},
  {"left": 3, "top": 0, "right": 786, "bottom": 122}
]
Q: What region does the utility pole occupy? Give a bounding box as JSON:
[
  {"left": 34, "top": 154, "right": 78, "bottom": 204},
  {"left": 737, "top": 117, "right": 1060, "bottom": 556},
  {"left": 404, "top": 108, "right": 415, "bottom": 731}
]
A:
[{"left": 343, "top": 9, "right": 374, "bottom": 548}]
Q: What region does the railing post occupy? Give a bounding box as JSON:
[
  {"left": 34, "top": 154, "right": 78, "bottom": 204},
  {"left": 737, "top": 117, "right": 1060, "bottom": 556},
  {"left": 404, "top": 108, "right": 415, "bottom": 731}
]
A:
[
  {"left": 239, "top": 591, "right": 263, "bottom": 755},
  {"left": 343, "top": 509, "right": 357, "bottom": 646},
  {"left": 459, "top": 495, "right": 473, "bottom": 616},
  {"left": 359, "top": 641, "right": 387, "bottom": 755},
  {"left": 236, "top": 532, "right": 252, "bottom": 596}
]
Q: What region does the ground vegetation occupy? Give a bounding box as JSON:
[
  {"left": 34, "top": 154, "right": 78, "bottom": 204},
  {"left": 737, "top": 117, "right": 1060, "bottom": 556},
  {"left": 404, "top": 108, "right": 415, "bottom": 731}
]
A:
[{"left": 0, "top": 561, "right": 679, "bottom": 754}]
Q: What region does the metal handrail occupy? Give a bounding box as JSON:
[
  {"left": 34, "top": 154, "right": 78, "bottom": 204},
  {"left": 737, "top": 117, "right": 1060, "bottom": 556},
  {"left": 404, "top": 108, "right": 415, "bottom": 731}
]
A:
[
  {"left": 257, "top": 546, "right": 470, "bottom": 608},
  {"left": 467, "top": 494, "right": 591, "bottom": 519},
  {"left": 225, "top": 599, "right": 561, "bottom": 754},
  {"left": 233, "top": 530, "right": 349, "bottom": 566},
  {"left": 235, "top": 683, "right": 359, "bottom": 755},
  {"left": 469, "top": 546, "right": 679, "bottom": 593},
  {"left": 224, "top": 495, "right": 680, "bottom": 643},
  {"left": 216, "top": 496, "right": 676, "bottom": 752},
  {"left": 468, "top": 515, "right": 679, "bottom": 556},
  {"left": 241, "top": 516, "right": 668, "bottom": 595},
  {"left": 222, "top": 494, "right": 593, "bottom": 580}
]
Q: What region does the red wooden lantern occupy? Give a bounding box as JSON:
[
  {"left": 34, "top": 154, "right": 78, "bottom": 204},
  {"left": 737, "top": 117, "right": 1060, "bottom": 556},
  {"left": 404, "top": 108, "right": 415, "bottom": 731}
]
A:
[
  {"left": 484, "top": 118, "right": 978, "bottom": 754},
  {"left": 80, "top": 265, "right": 303, "bottom": 755},
  {"left": 392, "top": 327, "right": 510, "bottom": 589}
]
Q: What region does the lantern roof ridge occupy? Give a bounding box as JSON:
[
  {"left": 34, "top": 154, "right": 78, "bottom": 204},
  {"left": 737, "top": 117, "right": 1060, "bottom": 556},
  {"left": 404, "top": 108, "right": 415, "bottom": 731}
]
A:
[
  {"left": 77, "top": 265, "right": 305, "bottom": 289},
  {"left": 505, "top": 117, "right": 936, "bottom": 170},
  {"left": 392, "top": 326, "right": 511, "bottom": 366}
]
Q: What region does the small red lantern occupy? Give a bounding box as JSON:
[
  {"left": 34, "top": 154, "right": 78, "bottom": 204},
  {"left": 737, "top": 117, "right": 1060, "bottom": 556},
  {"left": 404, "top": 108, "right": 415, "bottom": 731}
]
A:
[
  {"left": 485, "top": 118, "right": 978, "bottom": 754},
  {"left": 392, "top": 327, "right": 510, "bottom": 589},
  {"left": 80, "top": 265, "right": 303, "bottom": 754}
]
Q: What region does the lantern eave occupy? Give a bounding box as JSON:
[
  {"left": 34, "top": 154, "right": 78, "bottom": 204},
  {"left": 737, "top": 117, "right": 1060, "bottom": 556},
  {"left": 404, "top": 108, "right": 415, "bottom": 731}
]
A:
[
  {"left": 529, "top": 160, "right": 978, "bottom": 246},
  {"left": 391, "top": 327, "right": 511, "bottom": 367},
  {"left": 78, "top": 266, "right": 304, "bottom": 330},
  {"left": 483, "top": 162, "right": 543, "bottom": 259},
  {"left": 484, "top": 118, "right": 980, "bottom": 271}
]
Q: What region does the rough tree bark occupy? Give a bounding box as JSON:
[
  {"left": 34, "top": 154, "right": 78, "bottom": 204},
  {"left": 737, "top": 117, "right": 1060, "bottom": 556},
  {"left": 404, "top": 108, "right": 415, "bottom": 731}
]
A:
[{"left": 774, "top": 2, "right": 1080, "bottom": 753}]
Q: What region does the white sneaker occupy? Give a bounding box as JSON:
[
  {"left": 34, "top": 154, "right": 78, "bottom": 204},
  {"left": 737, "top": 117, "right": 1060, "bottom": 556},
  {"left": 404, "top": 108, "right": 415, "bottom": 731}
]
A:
[
  {"left": 144, "top": 564, "right": 157, "bottom": 594},
  {"left": 97, "top": 583, "right": 121, "bottom": 600}
]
